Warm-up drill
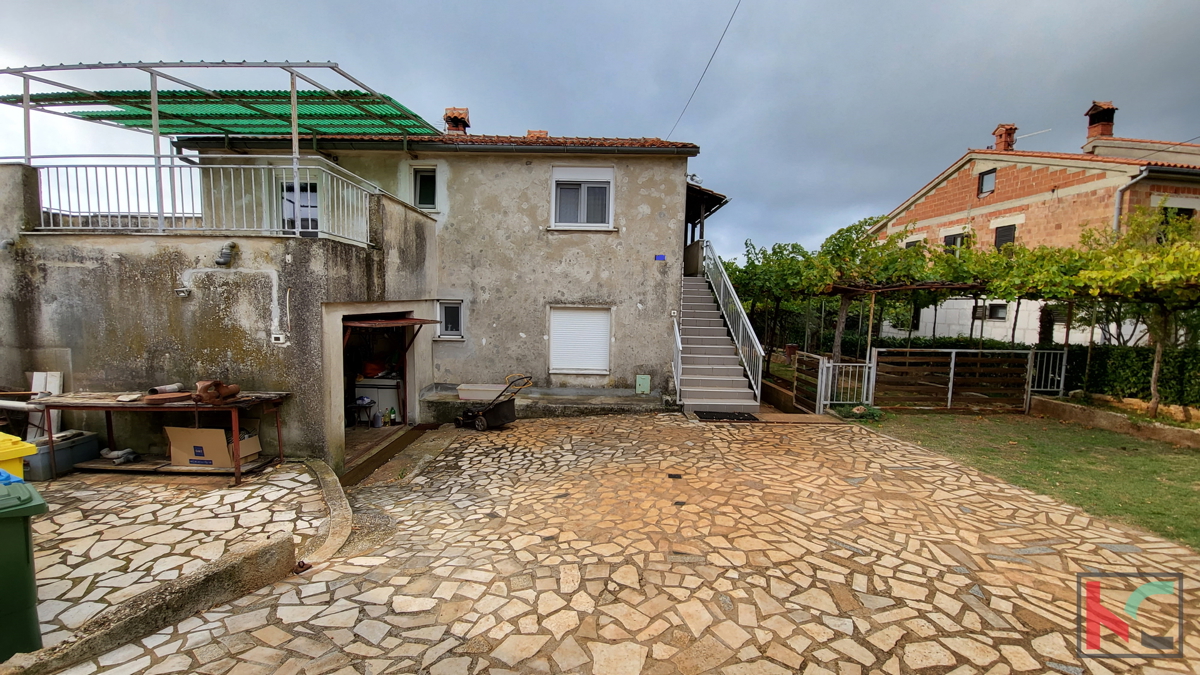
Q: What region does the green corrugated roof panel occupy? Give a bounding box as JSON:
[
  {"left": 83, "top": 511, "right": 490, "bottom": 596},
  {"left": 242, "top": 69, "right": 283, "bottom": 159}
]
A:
[{"left": 0, "top": 89, "right": 441, "bottom": 136}]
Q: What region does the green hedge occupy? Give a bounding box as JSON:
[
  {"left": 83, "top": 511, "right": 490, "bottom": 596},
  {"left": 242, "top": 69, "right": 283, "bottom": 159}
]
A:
[{"left": 1067, "top": 345, "right": 1200, "bottom": 406}]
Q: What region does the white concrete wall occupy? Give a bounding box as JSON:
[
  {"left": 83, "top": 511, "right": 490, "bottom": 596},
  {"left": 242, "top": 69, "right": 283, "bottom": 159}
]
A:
[{"left": 880, "top": 297, "right": 1146, "bottom": 345}]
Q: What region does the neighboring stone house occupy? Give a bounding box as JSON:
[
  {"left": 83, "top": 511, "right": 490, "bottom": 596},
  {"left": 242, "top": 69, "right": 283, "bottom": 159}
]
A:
[
  {"left": 874, "top": 102, "right": 1200, "bottom": 345},
  {"left": 0, "top": 63, "right": 757, "bottom": 474}
]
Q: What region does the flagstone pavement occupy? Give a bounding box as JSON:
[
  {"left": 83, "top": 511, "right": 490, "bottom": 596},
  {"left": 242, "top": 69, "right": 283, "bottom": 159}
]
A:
[
  {"left": 60, "top": 414, "right": 1199, "bottom": 675},
  {"left": 33, "top": 465, "right": 327, "bottom": 648}
]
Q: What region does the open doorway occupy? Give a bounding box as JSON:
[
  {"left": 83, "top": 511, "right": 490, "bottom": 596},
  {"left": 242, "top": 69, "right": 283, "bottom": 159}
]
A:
[{"left": 340, "top": 311, "right": 437, "bottom": 469}]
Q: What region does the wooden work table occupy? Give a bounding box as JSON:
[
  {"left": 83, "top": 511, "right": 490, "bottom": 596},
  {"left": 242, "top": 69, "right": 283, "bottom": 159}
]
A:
[{"left": 35, "top": 391, "right": 290, "bottom": 485}]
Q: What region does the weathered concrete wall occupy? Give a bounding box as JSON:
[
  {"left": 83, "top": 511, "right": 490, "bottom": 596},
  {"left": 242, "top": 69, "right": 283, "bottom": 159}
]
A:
[
  {"left": 340, "top": 152, "right": 688, "bottom": 392},
  {"left": 430, "top": 153, "right": 686, "bottom": 391},
  {"left": 0, "top": 164, "right": 436, "bottom": 468}
]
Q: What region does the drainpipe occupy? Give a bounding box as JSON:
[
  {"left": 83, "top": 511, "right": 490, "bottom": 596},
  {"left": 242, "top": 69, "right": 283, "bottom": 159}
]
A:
[{"left": 1112, "top": 167, "right": 1149, "bottom": 232}]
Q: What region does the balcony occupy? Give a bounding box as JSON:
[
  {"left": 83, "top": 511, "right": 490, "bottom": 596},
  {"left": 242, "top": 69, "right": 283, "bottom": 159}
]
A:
[{"left": 27, "top": 155, "right": 383, "bottom": 247}]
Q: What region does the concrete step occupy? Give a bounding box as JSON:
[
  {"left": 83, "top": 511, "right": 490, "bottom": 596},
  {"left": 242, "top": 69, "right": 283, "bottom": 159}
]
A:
[
  {"left": 681, "top": 326, "right": 728, "bottom": 338},
  {"left": 680, "top": 344, "right": 737, "bottom": 356},
  {"left": 682, "top": 364, "right": 746, "bottom": 377},
  {"left": 682, "top": 399, "right": 761, "bottom": 414},
  {"left": 679, "top": 386, "right": 756, "bottom": 400},
  {"left": 682, "top": 317, "right": 725, "bottom": 328},
  {"left": 682, "top": 280, "right": 710, "bottom": 288},
  {"left": 681, "top": 309, "right": 722, "bottom": 320},
  {"left": 682, "top": 290, "right": 713, "bottom": 299},
  {"left": 682, "top": 354, "right": 741, "bottom": 366},
  {"left": 682, "top": 336, "right": 735, "bottom": 347},
  {"left": 681, "top": 375, "right": 751, "bottom": 389},
  {"left": 682, "top": 301, "right": 718, "bottom": 310}
]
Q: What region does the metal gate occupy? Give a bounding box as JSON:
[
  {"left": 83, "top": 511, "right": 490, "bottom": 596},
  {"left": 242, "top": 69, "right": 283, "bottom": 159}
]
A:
[{"left": 791, "top": 347, "right": 1066, "bottom": 414}]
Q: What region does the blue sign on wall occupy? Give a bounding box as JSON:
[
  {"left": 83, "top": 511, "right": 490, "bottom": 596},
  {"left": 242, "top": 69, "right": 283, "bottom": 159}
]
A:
[{"left": 654, "top": 254, "right": 666, "bottom": 261}]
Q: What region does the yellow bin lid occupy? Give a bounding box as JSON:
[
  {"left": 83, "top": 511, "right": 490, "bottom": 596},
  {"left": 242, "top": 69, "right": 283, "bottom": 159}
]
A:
[{"left": 0, "top": 432, "right": 37, "bottom": 461}]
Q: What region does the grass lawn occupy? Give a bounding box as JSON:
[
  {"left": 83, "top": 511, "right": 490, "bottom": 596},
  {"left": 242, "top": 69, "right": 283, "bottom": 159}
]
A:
[{"left": 858, "top": 412, "right": 1200, "bottom": 551}]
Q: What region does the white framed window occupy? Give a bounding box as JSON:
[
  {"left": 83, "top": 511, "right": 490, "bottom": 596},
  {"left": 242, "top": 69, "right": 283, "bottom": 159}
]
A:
[
  {"left": 549, "top": 306, "right": 611, "bottom": 374},
  {"left": 437, "top": 300, "right": 463, "bottom": 339},
  {"left": 414, "top": 168, "right": 437, "bottom": 210},
  {"left": 551, "top": 167, "right": 614, "bottom": 229}
]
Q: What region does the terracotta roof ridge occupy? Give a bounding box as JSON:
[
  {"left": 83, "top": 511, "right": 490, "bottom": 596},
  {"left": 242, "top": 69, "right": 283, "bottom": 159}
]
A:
[{"left": 1101, "top": 136, "right": 1200, "bottom": 148}]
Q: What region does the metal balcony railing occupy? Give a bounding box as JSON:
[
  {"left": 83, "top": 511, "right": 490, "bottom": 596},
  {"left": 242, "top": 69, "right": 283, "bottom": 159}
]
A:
[
  {"left": 701, "top": 239, "right": 764, "bottom": 400},
  {"left": 21, "top": 154, "right": 390, "bottom": 247}
]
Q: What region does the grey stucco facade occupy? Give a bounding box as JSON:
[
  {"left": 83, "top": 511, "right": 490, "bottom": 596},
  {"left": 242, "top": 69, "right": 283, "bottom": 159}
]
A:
[
  {"left": 337, "top": 151, "right": 688, "bottom": 393},
  {"left": 0, "top": 139, "right": 694, "bottom": 471},
  {"left": 0, "top": 164, "right": 438, "bottom": 471}
]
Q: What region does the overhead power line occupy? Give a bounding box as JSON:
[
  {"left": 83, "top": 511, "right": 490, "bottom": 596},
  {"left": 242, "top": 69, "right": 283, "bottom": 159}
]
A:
[
  {"left": 1133, "top": 133, "right": 1200, "bottom": 161},
  {"left": 666, "top": 0, "right": 742, "bottom": 140}
]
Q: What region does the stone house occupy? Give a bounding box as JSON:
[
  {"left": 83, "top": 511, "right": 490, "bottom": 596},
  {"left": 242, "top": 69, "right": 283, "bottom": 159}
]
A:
[
  {"left": 0, "top": 62, "right": 758, "bottom": 474},
  {"left": 873, "top": 102, "right": 1200, "bottom": 345}
]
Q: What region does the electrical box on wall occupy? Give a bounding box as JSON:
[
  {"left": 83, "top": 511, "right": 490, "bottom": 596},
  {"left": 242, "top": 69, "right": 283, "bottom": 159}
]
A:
[{"left": 635, "top": 375, "right": 651, "bottom": 395}]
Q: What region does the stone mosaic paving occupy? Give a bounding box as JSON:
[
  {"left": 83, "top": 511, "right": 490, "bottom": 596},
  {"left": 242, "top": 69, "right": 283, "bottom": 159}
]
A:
[
  {"left": 32, "top": 464, "right": 327, "bottom": 648},
  {"left": 62, "top": 414, "right": 1199, "bottom": 675}
]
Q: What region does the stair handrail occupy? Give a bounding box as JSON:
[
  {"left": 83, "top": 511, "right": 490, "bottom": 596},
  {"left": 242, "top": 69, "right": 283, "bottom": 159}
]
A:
[
  {"left": 673, "top": 316, "right": 683, "bottom": 397},
  {"left": 701, "top": 239, "right": 764, "bottom": 400}
]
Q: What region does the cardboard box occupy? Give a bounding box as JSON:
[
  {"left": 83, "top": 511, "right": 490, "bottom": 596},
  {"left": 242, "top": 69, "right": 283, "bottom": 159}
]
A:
[{"left": 165, "top": 420, "right": 261, "bottom": 468}]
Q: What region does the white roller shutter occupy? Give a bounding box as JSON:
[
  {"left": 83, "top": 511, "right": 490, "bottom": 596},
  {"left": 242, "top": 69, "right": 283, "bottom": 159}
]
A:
[{"left": 550, "top": 307, "right": 611, "bottom": 373}]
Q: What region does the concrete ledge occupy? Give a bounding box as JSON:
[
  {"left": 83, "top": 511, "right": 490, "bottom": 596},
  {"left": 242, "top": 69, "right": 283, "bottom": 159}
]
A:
[
  {"left": 421, "top": 392, "right": 675, "bottom": 424},
  {"left": 1030, "top": 396, "right": 1200, "bottom": 449},
  {"left": 0, "top": 532, "right": 295, "bottom": 675},
  {"left": 303, "top": 458, "right": 353, "bottom": 562}
]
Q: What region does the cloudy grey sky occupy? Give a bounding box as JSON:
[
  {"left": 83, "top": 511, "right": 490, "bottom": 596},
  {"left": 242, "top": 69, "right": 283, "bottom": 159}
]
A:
[{"left": 2, "top": 1, "right": 1198, "bottom": 258}]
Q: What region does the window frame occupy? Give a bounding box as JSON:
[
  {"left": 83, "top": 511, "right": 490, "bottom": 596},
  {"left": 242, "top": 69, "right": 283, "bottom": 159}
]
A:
[
  {"left": 994, "top": 224, "right": 1016, "bottom": 249},
  {"left": 977, "top": 169, "right": 996, "bottom": 196},
  {"left": 547, "top": 305, "right": 613, "bottom": 375},
  {"left": 281, "top": 181, "right": 319, "bottom": 236},
  {"left": 943, "top": 233, "right": 965, "bottom": 256},
  {"left": 413, "top": 168, "right": 437, "bottom": 211},
  {"left": 436, "top": 300, "right": 464, "bottom": 340},
  {"left": 987, "top": 303, "right": 1008, "bottom": 321},
  {"left": 550, "top": 167, "right": 616, "bottom": 231}
]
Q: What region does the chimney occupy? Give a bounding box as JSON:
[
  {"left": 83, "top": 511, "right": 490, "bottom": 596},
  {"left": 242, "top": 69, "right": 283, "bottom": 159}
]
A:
[
  {"left": 1085, "top": 101, "right": 1116, "bottom": 139},
  {"left": 443, "top": 107, "right": 470, "bottom": 135},
  {"left": 992, "top": 124, "right": 1017, "bottom": 151},
  {"left": 526, "top": 130, "right": 548, "bottom": 138}
]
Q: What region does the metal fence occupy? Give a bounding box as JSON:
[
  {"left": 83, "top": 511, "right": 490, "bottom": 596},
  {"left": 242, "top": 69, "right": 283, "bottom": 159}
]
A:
[
  {"left": 27, "top": 154, "right": 384, "bottom": 246},
  {"left": 788, "top": 347, "right": 1066, "bottom": 414},
  {"left": 702, "top": 239, "right": 763, "bottom": 400}
]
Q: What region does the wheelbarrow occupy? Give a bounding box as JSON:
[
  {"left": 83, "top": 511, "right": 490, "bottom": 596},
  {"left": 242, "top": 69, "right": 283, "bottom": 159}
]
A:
[{"left": 455, "top": 375, "right": 532, "bottom": 431}]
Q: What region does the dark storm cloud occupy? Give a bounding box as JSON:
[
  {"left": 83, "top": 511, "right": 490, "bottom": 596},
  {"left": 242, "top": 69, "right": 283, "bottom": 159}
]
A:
[{"left": 2, "top": 1, "right": 1197, "bottom": 258}]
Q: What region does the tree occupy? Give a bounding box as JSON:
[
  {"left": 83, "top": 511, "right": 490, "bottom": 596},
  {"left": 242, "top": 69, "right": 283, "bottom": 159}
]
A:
[
  {"left": 1077, "top": 206, "right": 1200, "bottom": 417},
  {"left": 813, "top": 216, "right": 929, "bottom": 361}
]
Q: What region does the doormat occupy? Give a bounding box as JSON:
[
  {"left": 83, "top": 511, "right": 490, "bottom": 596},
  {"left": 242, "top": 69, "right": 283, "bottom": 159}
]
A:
[{"left": 694, "top": 411, "right": 758, "bottom": 422}]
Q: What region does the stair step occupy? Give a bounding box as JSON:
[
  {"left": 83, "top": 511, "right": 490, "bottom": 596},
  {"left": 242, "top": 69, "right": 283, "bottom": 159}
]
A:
[
  {"left": 679, "top": 386, "right": 756, "bottom": 400},
  {"left": 682, "top": 365, "right": 746, "bottom": 377},
  {"left": 682, "top": 354, "right": 741, "bottom": 366},
  {"left": 681, "top": 376, "right": 751, "bottom": 389},
  {"left": 682, "top": 312, "right": 722, "bottom": 321},
  {"left": 682, "top": 399, "right": 761, "bottom": 414},
  {"left": 682, "top": 336, "right": 734, "bottom": 347},
  {"left": 681, "top": 326, "right": 728, "bottom": 338},
  {"left": 681, "top": 345, "right": 737, "bottom": 356},
  {"left": 682, "top": 318, "right": 725, "bottom": 328}
]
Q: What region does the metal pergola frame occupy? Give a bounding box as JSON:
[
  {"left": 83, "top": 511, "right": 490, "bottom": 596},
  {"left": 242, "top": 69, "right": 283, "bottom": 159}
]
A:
[{"left": 0, "top": 61, "right": 439, "bottom": 231}]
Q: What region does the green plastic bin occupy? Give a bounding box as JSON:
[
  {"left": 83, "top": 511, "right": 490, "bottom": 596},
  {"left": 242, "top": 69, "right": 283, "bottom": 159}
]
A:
[{"left": 0, "top": 481, "right": 48, "bottom": 661}]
